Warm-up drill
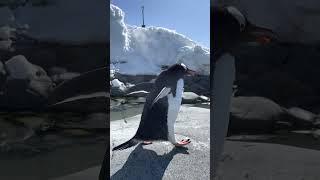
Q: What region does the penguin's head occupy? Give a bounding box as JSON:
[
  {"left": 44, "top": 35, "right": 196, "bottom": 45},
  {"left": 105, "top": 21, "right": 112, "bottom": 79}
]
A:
[
  {"left": 165, "top": 63, "right": 196, "bottom": 78},
  {"left": 226, "top": 6, "right": 277, "bottom": 46},
  {"left": 213, "top": 6, "right": 277, "bottom": 57}
]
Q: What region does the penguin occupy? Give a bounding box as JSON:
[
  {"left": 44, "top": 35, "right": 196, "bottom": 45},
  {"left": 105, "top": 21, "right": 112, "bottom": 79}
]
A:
[
  {"left": 112, "top": 63, "right": 196, "bottom": 151},
  {"left": 211, "top": 6, "right": 277, "bottom": 177}
]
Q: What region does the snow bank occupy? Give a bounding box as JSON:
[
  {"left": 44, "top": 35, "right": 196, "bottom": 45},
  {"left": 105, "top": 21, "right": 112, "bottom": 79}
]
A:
[
  {"left": 110, "top": 4, "right": 130, "bottom": 59},
  {"left": 13, "top": 0, "right": 108, "bottom": 44},
  {"left": 110, "top": 4, "right": 210, "bottom": 75},
  {"left": 215, "top": 0, "right": 320, "bottom": 43}
]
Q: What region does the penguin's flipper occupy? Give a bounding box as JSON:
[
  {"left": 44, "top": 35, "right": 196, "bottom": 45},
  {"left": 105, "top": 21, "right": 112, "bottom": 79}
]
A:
[
  {"left": 112, "top": 138, "right": 140, "bottom": 151},
  {"left": 151, "top": 87, "right": 171, "bottom": 106}
]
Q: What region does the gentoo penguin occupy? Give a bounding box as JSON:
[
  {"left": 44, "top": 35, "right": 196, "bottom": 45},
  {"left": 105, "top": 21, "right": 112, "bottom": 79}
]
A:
[
  {"left": 211, "top": 6, "right": 277, "bottom": 177},
  {"left": 113, "top": 63, "right": 196, "bottom": 151}
]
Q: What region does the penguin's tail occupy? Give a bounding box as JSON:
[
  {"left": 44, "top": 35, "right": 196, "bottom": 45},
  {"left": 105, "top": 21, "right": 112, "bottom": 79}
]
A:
[{"left": 112, "top": 138, "right": 140, "bottom": 151}]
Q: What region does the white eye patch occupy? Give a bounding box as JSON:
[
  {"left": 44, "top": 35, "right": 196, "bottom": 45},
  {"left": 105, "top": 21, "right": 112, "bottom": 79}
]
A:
[{"left": 226, "top": 6, "right": 246, "bottom": 32}]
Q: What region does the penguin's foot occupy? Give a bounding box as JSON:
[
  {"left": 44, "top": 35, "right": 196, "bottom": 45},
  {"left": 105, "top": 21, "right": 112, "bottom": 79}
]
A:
[
  {"left": 174, "top": 138, "right": 191, "bottom": 147},
  {"left": 142, "top": 141, "right": 153, "bottom": 145}
]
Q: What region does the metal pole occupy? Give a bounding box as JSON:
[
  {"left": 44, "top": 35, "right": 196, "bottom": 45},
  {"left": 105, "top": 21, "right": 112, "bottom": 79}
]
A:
[{"left": 141, "top": 6, "right": 145, "bottom": 27}]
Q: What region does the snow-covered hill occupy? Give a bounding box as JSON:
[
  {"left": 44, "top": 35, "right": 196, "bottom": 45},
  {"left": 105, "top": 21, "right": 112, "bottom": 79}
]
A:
[{"left": 110, "top": 4, "right": 210, "bottom": 75}]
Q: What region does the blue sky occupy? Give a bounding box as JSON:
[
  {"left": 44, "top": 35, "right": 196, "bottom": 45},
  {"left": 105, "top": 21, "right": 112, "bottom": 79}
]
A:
[{"left": 111, "top": 0, "right": 210, "bottom": 48}]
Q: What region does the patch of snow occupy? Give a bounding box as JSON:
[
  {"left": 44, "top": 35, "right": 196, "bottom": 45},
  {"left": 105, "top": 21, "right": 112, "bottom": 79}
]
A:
[
  {"left": 111, "top": 79, "right": 124, "bottom": 88},
  {"left": 110, "top": 4, "right": 210, "bottom": 75}
]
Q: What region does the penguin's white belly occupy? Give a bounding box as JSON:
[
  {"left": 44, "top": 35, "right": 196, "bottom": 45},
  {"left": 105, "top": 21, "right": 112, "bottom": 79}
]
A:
[{"left": 167, "top": 79, "right": 184, "bottom": 142}]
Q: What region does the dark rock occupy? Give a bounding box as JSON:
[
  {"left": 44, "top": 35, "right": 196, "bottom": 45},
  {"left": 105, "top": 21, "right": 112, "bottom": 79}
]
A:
[
  {"left": 0, "top": 79, "right": 47, "bottom": 109},
  {"left": 12, "top": 43, "right": 107, "bottom": 73},
  {"left": 312, "top": 129, "right": 320, "bottom": 139},
  {"left": 233, "top": 44, "right": 320, "bottom": 112},
  {"left": 184, "top": 75, "right": 210, "bottom": 96},
  {"left": 110, "top": 79, "right": 127, "bottom": 97},
  {"left": 128, "top": 97, "right": 146, "bottom": 104},
  {"left": 48, "top": 67, "right": 107, "bottom": 105},
  {"left": 229, "top": 96, "right": 285, "bottom": 134},
  {"left": 285, "top": 107, "right": 316, "bottom": 128}
]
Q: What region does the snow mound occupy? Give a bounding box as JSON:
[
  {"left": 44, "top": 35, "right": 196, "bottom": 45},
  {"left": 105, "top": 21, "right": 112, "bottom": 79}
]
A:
[{"left": 110, "top": 4, "right": 210, "bottom": 75}]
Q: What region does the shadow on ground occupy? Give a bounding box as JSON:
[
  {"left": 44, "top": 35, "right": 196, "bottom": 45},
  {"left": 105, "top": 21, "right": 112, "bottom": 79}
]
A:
[
  {"left": 227, "top": 131, "right": 320, "bottom": 151},
  {"left": 111, "top": 144, "right": 189, "bottom": 180}
]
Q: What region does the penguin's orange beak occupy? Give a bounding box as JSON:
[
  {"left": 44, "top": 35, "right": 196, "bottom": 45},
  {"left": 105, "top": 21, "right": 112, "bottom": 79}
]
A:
[
  {"left": 241, "top": 22, "right": 278, "bottom": 45},
  {"left": 186, "top": 68, "right": 197, "bottom": 76}
]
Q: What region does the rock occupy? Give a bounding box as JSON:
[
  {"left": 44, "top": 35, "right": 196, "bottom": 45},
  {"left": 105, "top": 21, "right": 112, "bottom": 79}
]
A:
[
  {"left": 111, "top": 79, "right": 125, "bottom": 88},
  {"left": 48, "top": 67, "right": 107, "bottom": 105},
  {"left": 0, "top": 55, "right": 54, "bottom": 109},
  {"left": 126, "top": 82, "right": 154, "bottom": 93},
  {"left": 5, "top": 55, "right": 54, "bottom": 97},
  {"left": 285, "top": 107, "right": 316, "bottom": 128},
  {"left": 184, "top": 75, "right": 210, "bottom": 96},
  {"left": 182, "top": 92, "right": 200, "bottom": 104},
  {"left": 312, "top": 129, "right": 320, "bottom": 139},
  {"left": 182, "top": 92, "right": 209, "bottom": 104},
  {"left": 0, "top": 79, "right": 48, "bottom": 109},
  {"left": 127, "top": 97, "right": 146, "bottom": 104},
  {"left": 199, "top": 95, "right": 210, "bottom": 102},
  {"left": 229, "top": 96, "right": 285, "bottom": 134},
  {"left": 229, "top": 41, "right": 320, "bottom": 112}
]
